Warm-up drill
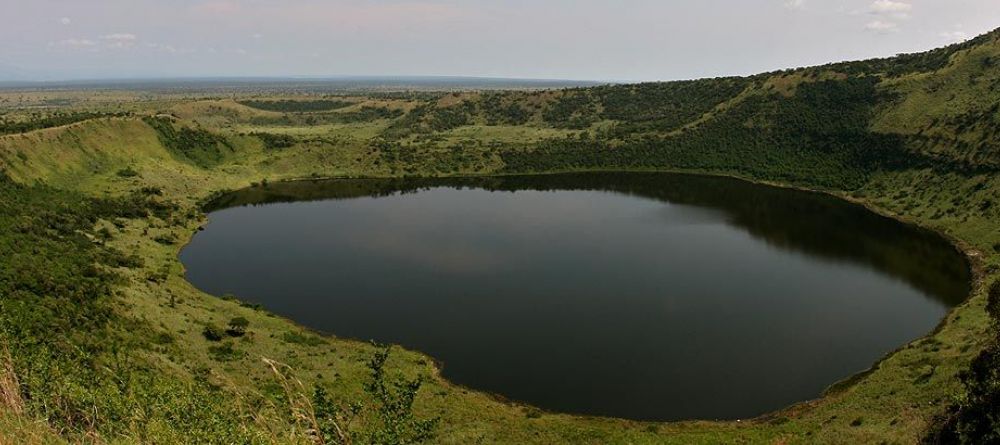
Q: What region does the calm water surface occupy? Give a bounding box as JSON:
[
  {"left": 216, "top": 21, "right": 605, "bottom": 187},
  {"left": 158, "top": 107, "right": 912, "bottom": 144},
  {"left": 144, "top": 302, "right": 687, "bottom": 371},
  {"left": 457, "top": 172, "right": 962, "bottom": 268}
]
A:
[{"left": 181, "top": 173, "right": 969, "bottom": 421}]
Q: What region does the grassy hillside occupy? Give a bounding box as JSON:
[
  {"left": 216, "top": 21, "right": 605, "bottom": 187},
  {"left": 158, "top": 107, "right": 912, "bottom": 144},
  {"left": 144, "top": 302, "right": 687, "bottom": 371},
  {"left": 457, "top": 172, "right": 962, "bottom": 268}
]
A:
[{"left": 0, "top": 28, "right": 998, "bottom": 444}]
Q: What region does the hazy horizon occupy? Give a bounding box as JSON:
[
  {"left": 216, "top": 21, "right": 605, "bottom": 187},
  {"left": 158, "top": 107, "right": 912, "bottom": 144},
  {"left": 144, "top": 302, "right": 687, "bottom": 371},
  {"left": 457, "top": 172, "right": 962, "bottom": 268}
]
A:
[{"left": 2, "top": 1, "right": 999, "bottom": 82}]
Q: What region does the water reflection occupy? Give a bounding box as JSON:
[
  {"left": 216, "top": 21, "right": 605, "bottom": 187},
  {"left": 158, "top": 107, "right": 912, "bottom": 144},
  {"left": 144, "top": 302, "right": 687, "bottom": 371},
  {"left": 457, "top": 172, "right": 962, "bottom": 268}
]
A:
[
  {"left": 185, "top": 172, "right": 970, "bottom": 421},
  {"left": 207, "top": 173, "right": 969, "bottom": 307}
]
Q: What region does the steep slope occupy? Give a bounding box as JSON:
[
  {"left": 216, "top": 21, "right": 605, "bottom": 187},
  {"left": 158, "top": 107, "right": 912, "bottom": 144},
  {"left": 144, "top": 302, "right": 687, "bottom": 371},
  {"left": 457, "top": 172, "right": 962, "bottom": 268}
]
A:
[{"left": 0, "top": 28, "right": 998, "bottom": 444}]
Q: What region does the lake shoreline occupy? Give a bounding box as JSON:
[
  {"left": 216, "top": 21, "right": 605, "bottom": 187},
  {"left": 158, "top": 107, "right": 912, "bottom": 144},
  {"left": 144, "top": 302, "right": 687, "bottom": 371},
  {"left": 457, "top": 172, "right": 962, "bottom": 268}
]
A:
[{"left": 184, "top": 168, "right": 981, "bottom": 425}]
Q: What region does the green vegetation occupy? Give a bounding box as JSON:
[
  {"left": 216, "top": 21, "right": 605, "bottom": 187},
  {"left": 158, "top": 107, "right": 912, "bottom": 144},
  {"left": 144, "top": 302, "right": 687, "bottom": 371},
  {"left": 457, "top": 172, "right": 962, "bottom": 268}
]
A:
[
  {"left": 253, "top": 132, "right": 298, "bottom": 150},
  {"left": 143, "top": 116, "right": 234, "bottom": 168},
  {"left": 238, "top": 99, "right": 354, "bottom": 113},
  {"left": 0, "top": 175, "right": 259, "bottom": 443},
  {"left": 0, "top": 27, "right": 998, "bottom": 444},
  {"left": 0, "top": 111, "right": 122, "bottom": 135},
  {"left": 929, "top": 279, "right": 1000, "bottom": 443}
]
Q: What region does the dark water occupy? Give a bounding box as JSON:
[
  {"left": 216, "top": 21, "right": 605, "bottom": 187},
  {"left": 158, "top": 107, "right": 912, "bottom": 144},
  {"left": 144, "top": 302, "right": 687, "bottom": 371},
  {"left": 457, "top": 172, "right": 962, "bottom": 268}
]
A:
[{"left": 181, "top": 173, "right": 970, "bottom": 421}]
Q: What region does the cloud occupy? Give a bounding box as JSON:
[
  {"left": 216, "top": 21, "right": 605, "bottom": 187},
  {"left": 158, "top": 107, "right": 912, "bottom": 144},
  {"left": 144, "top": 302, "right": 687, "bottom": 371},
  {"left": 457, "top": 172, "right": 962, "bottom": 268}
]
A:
[
  {"left": 862, "top": 0, "right": 910, "bottom": 33},
  {"left": 869, "top": 0, "right": 911, "bottom": 20},
  {"left": 53, "top": 38, "right": 97, "bottom": 47},
  {"left": 870, "top": 0, "right": 911, "bottom": 13},
  {"left": 865, "top": 20, "right": 899, "bottom": 33},
  {"left": 101, "top": 33, "right": 138, "bottom": 49},
  {"left": 102, "top": 33, "right": 137, "bottom": 41},
  {"left": 59, "top": 17, "right": 71, "bottom": 25},
  {"left": 784, "top": 0, "right": 805, "bottom": 10},
  {"left": 188, "top": 1, "right": 470, "bottom": 31},
  {"left": 193, "top": 1, "right": 242, "bottom": 16},
  {"left": 940, "top": 30, "right": 970, "bottom": 43},
  {"left": 144, "top": 42, "right": 180, "bottom": 54}
]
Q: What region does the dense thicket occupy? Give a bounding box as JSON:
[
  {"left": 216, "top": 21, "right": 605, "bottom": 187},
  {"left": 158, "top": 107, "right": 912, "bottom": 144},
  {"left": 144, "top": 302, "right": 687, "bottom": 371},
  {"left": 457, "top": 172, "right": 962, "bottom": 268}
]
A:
[
  {"left": 238, "top": 99, "right": 354, "bottom": 112},
  {"left": 143, "top": 117, "right": 233, "bottom": 168},
  {"left": 246, "top": 106, "right": 403, "bottom": 127},
  {"left": 0, "top": 112, "right": 122, "bottom": 135},
  {"left": 500, "top": 77, "right": 915, "bottom": 189},
  {"left": 253, "top": 132, "right": 297, "bottom": 150}
]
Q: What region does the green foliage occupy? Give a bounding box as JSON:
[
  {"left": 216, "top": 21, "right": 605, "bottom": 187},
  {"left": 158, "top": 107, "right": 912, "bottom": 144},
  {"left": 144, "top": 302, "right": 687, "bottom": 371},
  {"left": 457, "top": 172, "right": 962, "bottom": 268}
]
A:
[
  {"left": 282, "top": 331, "right": 325, "bottom": 346},
  {"left": 500, "top": 77, "right": 913, "bottom": 189},
  {"left": 0, "top": 111, "right": 120, "bottom": 135},
  {"left": 312, "top": 385, "right": 362, "bottom": 445},
  {"left": 542, "top": 91, "right": 599, "bottom": 129},
  {"left": 481, "top": 94, "right": 531, "bottom": 126},
  {"left": 226, "top": 317, "right": 249, "bottom": 337},
  {"left": 98, "top": 247, "right": 145, "bottom": 269},
  {"left": 0, "top": 174, "right": 261, "bottom": 442},
  {"left": 363, "top": 345, "right": 438, "bottom": 444},
  {"left": 202, "top": 325, "right": 224, "bottom": 342},
  {"left": 310, "top": 345, "right": 437, "bottom": 445},
  {"left": 245, "top": 106, "right": 403, "bottom": 128},
  {"left": 333, "top": 106, "right": 405, "bottom": 124},
  {"left": 927, "top": 280, "right": 1000, "bottom": 444},
  {"left": 820, "top": 28, "right": 999, "bottom": 77},
  {"left": 383, "top": 103, "right": 476, "bottom": 138},
  {"left": 207, "top": 341, "right": 244, "bottom": 362},
  {"left": 143, "top": 116, "right": 233, "bottom": 168},
  {"left": 238, "top": 99, "right": 354, "bottom": 112},
  {"left": 153, "top": 234, "right": 177, "bottom": 245},
  {"left": 116, "top": 167, "right": 139, "bottom": 178},
  {"left": 253, "top": 132, "right": 297, "bottom": 150}
]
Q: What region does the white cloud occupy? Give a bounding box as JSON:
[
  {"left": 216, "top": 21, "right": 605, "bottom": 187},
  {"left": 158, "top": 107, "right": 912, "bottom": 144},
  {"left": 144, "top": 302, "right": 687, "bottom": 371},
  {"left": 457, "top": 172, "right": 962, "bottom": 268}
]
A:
[
  {"left": 940, "top": 30, "right": 970, "bottom": 43},
  {"left": 869, "top": 0, "right": 911, "bottom": 20},
  {"left": 102, "top": 33, "right": 137, "bottom": 41},
  {"left": 865, "top": 20, "right": 899, "bottom": 33},
  {"left": 252, "top": 33, "right": 263, "bottom": 39},
  {"left": 59, "top": 17, "right": 71, "bottom": 25},
  {"left": 145, "top": 42, "right": 179, "bottom": 53},
  {"left": 101, "top": 33, "right": 138, "bottom": 49},
  {"left": 784, "top": 0, "right": 805, "bottom": 10},
  {"left": 870, "top": 0, "right": 911, "bottom": 13},
  {"left": 53, "top": 38, "right": 97, "bottom": 47},
  {"left": 235, "top": 48, "right": 248, "bottom": 55}
]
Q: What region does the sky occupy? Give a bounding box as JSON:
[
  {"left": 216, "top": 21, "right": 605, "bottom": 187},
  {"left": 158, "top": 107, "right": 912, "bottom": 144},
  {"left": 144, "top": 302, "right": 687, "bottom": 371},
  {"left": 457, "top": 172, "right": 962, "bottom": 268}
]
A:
[{"left": 1, "top": 0, "right": 999, "bottom": 82}]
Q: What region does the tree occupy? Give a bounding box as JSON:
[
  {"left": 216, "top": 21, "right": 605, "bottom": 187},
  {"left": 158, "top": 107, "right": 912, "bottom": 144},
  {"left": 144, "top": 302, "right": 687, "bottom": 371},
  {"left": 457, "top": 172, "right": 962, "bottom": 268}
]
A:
[
  {"left": 202, "top": 324, "right": 224, "bottom": 342},
  {"left": 226, "top": 317, "right": 249, "bottom": 337}
]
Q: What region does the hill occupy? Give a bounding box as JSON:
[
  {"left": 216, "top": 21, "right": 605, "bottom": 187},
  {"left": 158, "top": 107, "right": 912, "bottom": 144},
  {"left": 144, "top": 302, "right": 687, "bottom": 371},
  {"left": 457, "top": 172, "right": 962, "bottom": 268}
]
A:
[{"left": 0, "top": 28, "right": 998, "bottom": 444}]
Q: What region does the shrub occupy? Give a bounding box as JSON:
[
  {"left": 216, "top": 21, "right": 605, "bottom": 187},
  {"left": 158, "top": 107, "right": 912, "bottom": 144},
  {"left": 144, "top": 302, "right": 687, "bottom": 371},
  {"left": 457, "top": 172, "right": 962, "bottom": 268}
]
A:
[
  {"left": 116, "top": 167, "right": 139, "bottom": 178},
  {"left": 282, "top": 331, "right": 325, "bottom": 346},
  {"left": 253, "top": 132, "right": 296, "bottom": 150},
  {"left": 208, "top": 342, "right": 244, "bottom": 362},
  {"left": 226, "top": 317, "right": 249, "bottom": 337},
  {"left": 303, "top": 345, "right": 438, "bottom": 444},
  {"left": 202, "top": 325, "right": 224, "bottom": 342},
  {"left": 153, "top": 234, "right": 177, "bottom": 245}
]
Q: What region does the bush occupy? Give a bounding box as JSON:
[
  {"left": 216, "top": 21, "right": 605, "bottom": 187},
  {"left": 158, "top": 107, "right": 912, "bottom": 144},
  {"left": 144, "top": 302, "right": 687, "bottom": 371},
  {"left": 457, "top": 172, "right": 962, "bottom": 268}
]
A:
[
  {"left": 926, "top": 280, "right": 1000, "bottom": 443},
  {"left": 253, "top": 132, "right": 296, "bottom": 150},
  {"left": 208, "top": 342, "right": 244, "bottom": 362},
  {"left": 307, "top": 345, "right": 438, "bottom": 444},
  {"left": 202, "top": 325, "right": 224, "bottom": 342},
  {"left": 282, "top": 331, "right": 325, "bottom": 346},
  {"left": 153, "top": 234, "right": 177, "bottom": 245},
  {"left": 116, "top": 167, "right": 139, "bottom": 178},
  {"left": 226, "top": 317, "right": 249, "bottom": 337}
]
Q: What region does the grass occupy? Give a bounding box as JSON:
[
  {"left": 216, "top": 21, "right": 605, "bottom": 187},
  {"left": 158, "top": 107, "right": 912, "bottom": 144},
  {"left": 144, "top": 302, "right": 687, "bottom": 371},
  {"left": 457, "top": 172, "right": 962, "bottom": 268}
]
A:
[
  {"left": 0, "top": 111, "right": 991, "bottom": 444},
  {"left": 0, "top": 28, "right": 997, "bottom": 444}
]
